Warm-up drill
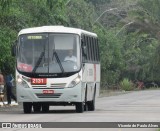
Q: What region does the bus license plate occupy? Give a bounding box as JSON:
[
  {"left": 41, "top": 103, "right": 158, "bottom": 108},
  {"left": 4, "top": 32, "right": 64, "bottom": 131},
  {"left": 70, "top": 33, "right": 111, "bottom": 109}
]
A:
[
  {"left": 43, "top": 90, "right": 54, "bottom": 94},
  {"left": 31, "top": 78, "right": 47, "bottom": 85}
]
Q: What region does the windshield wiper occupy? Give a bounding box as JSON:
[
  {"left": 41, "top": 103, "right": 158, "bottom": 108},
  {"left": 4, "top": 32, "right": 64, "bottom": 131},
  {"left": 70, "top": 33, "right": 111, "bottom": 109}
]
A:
[
  {"left": 32, "top": 52, "right": 45, "bottom": 73},
  {"left": 53, "top": 51, "right": 64, "bottom": 73}
]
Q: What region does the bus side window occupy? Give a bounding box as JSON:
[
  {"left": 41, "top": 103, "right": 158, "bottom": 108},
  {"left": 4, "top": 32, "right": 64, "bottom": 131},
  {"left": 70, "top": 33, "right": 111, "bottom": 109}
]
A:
[
  {"left": 92, "top": 37, "right": 96, "bottom": 62},
  {"left": 86, "top": 36, "right": 90, "bottom": 62},
  {"left": 81, "top": 35, "right": 87, "bottom": 62},
  {"left": 93, "top": 37, "right": 98, "bottom": 62},
  {"left": 97, "top": 39, "right": 100, "bottom": 62}
]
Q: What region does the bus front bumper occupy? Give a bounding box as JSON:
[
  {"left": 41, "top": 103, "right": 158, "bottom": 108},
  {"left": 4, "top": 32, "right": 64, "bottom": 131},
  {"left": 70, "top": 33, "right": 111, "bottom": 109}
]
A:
[{"left": 16, "top": 82, "right": 85, "bottom": 103}]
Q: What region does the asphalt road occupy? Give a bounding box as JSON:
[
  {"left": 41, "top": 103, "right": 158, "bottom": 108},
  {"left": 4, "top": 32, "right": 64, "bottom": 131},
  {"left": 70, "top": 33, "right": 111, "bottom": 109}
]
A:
[{"left": 0, "top": 90, "right": 160, "bottom": 131}]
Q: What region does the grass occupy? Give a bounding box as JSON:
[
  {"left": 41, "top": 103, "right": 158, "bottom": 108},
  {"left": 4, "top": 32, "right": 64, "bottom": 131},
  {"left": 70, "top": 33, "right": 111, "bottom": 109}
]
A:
[
  {"left": 100, "top": 87, "right": 160, "bottom": 98},
  {"left": 100, "top": 89, "right": 128, "bottom": 97}
]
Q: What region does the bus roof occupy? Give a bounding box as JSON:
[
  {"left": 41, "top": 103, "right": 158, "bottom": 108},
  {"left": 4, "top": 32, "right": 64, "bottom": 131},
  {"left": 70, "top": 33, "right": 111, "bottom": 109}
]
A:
[{"left": 18, "top": 26, "right": 97, "bottom": 37}]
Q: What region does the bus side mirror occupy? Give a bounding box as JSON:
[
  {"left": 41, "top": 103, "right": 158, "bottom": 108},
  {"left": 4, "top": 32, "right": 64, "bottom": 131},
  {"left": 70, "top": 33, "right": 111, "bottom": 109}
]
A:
[{"left": 11, "top": 40, "right": 17, "bottom": 56}]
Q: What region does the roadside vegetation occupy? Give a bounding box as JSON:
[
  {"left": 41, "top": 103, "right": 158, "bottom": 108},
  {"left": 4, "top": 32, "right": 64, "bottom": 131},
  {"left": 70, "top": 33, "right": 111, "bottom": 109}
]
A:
[
  {"left": 120, "top": 78, "right": 134, "bottom": 91},
  {"left": 0, "top": 0, "right": 160, "bottom": 90}
]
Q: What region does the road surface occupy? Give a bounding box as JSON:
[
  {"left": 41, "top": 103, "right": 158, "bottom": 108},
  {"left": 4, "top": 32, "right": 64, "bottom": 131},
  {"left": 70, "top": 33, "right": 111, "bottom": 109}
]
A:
[{"left": 0, "top": 90, "right": 160, "bottom": 131}]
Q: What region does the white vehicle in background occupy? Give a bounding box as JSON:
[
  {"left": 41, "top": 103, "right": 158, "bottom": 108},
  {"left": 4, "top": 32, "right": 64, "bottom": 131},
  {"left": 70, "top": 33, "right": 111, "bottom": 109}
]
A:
[{"left": 12, "top": 26, "right": 100, "bottom": 113}]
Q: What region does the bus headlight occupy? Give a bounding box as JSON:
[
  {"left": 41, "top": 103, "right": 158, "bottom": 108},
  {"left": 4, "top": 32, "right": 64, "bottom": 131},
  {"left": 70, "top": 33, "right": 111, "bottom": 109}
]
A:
[
  {"left": 17, "top": 77, "right": 23, "bottom": 83},
  {"left": 17, "top": 76, "right": 30, "bottom": 88},
  {"left": 68, "top": 76, "right": 81, "bottom": 88}
]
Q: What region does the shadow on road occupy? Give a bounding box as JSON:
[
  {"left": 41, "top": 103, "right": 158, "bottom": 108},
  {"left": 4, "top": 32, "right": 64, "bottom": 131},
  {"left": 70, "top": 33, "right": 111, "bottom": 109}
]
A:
[{"left": 33, "top": 109, "right": 76, "bottom": 114}]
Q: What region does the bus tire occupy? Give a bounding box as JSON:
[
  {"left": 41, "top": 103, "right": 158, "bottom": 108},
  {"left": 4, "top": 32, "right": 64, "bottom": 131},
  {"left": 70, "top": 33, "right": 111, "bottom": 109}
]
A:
[
  {"left": 23, "top": 102, "right": 32, "bottom": 114},
  {"left": 88, "top": 89, "right": 96, "bottom": 111},
  {"left": 75, "top": 102, "right": 84, "bottom": 113},
  {"left": 84, "top": 88, "right": 88, "bottom": 111},
  {"left": 33, "top": 102, "right": 41, "bottom": 112},
  {"left": 42, "top": 103, "right": 49, "bottom": 113}
]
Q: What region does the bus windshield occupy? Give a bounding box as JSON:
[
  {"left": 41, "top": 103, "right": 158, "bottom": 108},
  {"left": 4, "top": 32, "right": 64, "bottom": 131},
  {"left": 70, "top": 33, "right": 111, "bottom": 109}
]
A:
[{"left": 17, "top": 33, "right": 80, "bottom": 74}]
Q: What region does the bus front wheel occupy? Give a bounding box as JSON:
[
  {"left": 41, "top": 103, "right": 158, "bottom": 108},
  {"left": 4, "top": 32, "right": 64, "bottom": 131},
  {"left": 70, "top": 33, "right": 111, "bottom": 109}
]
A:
[
  {"left": 42, "top": 103, "right": 49, "bottom": 113},
  {"left": 88, "top": 89, "right": 96, "bottom": 111},
  {"left": 88, "top": 99, "right": 95, "bottom": 111},
  {"left": 23, "top": 102, "right": 32, "bottom": 113},
  {"left": 75, "top": 102, "right": 84, "bottom": 113},
  {"left": 33, "top": 102, "right": 41, "bottom": 112}
]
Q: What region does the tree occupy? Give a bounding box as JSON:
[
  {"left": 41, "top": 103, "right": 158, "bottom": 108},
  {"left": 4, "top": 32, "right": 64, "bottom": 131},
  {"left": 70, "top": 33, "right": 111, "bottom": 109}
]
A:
[
  {"left": 126, "top": 0, "right": 160, "bottom": 81},
  {"left": 66, "top": 0, "right": 95, "bottom": 30}
]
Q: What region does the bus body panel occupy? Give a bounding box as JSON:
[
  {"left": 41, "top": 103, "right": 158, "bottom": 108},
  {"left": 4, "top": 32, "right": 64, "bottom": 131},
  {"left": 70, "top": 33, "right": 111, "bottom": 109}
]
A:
[
  {"left": 82, "top": 63, "right": 100, "bottom": 101},
  {"left": 18, "top": 26, "right": 97, "bottom": 38},
  {"left": 16, "top": 70, "right": 84, "bottom": 103}
]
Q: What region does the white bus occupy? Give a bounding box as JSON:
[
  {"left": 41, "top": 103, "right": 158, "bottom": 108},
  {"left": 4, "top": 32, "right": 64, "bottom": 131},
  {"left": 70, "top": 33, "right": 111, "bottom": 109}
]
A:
[{"left": 12, "top": 26, "right": 100, "bottom": 113}]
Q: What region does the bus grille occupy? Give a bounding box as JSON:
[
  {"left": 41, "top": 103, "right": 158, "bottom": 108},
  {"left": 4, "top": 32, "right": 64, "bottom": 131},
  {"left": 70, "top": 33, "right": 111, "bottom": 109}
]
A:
[
  {"left": 36, "top": 93, "right": 62, "bottom": 98},
  {"left": 50, "top": 83, "right": 66, "bottom": 88},
  {"left": 32, "top": 85, "right": 47, "bottom": 88}
]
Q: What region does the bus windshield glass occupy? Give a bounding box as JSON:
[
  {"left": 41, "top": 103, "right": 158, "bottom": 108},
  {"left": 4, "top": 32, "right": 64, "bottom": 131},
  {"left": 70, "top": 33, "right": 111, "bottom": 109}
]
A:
[{"left": 17, "top": 33, "right": 80, "bottom": 74}]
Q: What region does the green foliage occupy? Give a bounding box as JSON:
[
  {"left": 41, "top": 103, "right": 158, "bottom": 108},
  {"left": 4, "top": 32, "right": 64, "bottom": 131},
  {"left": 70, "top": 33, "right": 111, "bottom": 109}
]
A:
[
  {"left": 67, "top": 0, "right": 95, "bottom": 30},
  {"left": 0, "top": 0, "right": 11, "bottom": 11},
  {"left": 0, "top": 26, "right": 16, "bottom": 74},
  {"left": 120, "top": 78, "right": 134, "bottom": 91},
  {"left": 0, "top": 0, "right": 160, "bottom": 88}
]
